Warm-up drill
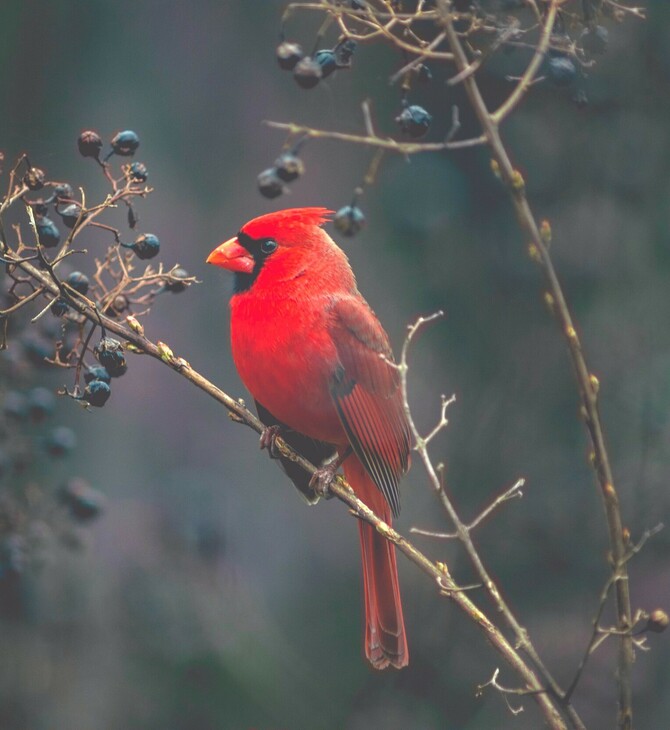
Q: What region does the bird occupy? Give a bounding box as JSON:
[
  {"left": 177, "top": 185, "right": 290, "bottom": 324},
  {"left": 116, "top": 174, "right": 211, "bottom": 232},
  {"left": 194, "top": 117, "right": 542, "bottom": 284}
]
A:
[{"left": 207, "top": 207, "right": 411, "bottom": 669}]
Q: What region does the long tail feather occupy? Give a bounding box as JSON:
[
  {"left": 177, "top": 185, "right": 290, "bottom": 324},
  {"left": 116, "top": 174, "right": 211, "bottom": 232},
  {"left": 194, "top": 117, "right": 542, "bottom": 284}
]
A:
[{"left": 343, "top": 454, "right": 408, "bottom": 669}]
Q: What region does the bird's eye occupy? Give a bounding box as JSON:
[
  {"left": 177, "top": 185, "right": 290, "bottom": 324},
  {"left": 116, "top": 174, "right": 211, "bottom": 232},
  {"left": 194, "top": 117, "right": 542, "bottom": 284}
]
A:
[{"left": 260, "top": 239, "right": 278, "bottom": 255}]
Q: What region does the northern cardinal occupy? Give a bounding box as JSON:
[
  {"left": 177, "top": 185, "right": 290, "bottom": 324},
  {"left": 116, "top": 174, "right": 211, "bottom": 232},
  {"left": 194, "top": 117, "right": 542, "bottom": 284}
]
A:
[{"left": 207, "top": 207, "right": 410, "bottom": 669}]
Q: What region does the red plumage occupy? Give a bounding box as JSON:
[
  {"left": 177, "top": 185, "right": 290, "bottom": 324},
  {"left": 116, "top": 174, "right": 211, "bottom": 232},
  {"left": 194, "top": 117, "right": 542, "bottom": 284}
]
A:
[{"left": 207, "top": 207, "right": 410, "bottom": 669}]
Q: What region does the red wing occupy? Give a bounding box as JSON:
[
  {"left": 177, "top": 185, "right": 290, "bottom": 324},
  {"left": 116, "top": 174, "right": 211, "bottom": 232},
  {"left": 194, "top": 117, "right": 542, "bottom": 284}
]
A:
[{"left": 328, "top": 296, "right": 411, "bottom": 517}]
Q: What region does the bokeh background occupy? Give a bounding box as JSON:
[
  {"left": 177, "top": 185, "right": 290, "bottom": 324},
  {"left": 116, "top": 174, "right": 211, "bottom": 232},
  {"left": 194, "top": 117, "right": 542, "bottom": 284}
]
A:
[{"left": 1, "top": 1, "right": 669, "bottom": 728}]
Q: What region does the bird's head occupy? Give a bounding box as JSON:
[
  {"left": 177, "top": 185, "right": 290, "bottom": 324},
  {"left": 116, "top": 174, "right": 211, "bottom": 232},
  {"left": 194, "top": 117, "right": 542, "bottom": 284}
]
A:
[{"left": 207, "top": 207, "right": 345, "bottom": 294}]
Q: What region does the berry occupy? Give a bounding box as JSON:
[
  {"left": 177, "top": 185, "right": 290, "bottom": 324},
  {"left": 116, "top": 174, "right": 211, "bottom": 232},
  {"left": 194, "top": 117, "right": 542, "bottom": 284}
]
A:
[
  {"left": 128, "top": 161, "right": 148, "bottom": 182},
  {"left": 44, "top": 426, "right": 77, "bottom": 458},
  {"left": 274, "top": 153, "right": 305, "bottom": 183},
  {"left": 58, "top": 204, "right": 83, "bottom": 229},
  {"left": 53, "top": 183, "right": 74, "bottom": 200},
  {"left": 83, "top": 379, "right": 111, "bottom": 408},
  {"left": 3, "top": 391, "right": 28, "bottom": 421},
  {"left": 581, "top": 25, "right": 608, "bottom": 56},
  {"left": 0, "top": 535, "right": 25, "bottom": 577},
  {"left": 351, "top": 0, "right": 366, "bottom": 8},
  {"left": 647, "top": 609, "right": 669, "bottom": 634},
  {"left": 27, "top": 387, "right": 55, "bottom": 423},
  {"left": 164, "top": 267, "right": 190, "bottom": 293},
  {"left": 51, "top": 298, "right": 69, "bottom": 317},
  {"left": 547, "top": 55, "right": 577, "bottom": 87},
  {"left": 334, "top": 205, "right": 366, "bottom": 237},
  {"left": 78, "top": 130, "right": 103, "bottom": 158},
  {"left": 276, "top": 41, "right": 304, "bottom": 71},
  {"left": 21, "top": 334, "right": 52, "bottom": 368},
  {"left": 257, "top": 168, "right": 285, "bottom": 199},
  {"left": 59, "top": 478, "right": 105, "bottom": 521},
  {"left": 334, "top": 39, "right": 356, "bottom": 68},
  {"left": 94, "top": 337, "right": 127, "bottom": 377},
  {"left": 36, "top": 217, "right": 61, "bottom": 248},
  {"left": 396, "top": 104, "right": 432, "bottom": 138},
  {"left": 293, "top": 57, "right": 322, "bottom": 89},
  {"left": 23, "top": 167, "right": 46, "bottom": 191},
  {"left": 110, "top": 130, "right": 140, "bottom": 156},
  {"left": 65, "top": 271, "right": 90, "bottom": 296},
  {"left": 84, "top": 365, "right": 111, "bottom": 385},
  {"left": 104, "top": 294, "right": 129, "bottom": 317},
  {"left": 130, "top": 233, "right": 160, "bottom": 260},
  {"left": 31, "top": 201, "right": 49, "bottom": 216},
  {"left": 314, "top": 49, "right": 338, "bottom": 78}
]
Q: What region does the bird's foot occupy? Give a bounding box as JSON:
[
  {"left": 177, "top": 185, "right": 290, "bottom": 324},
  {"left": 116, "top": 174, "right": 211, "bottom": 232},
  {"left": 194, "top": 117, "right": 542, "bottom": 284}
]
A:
[
  {"left": 308, "top": 447, "right": 351, "bottom": 500},
  {"left": 259, "top": 425, "right": 283, "bottom": 459},
  {"left": 309, "top": 463, "right": 338, "bottom": 500}
]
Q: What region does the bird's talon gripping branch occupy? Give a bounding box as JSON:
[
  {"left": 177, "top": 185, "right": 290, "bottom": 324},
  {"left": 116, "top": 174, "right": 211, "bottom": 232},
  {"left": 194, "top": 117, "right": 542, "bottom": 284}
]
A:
[
  {"left": 259, "top": 424, "right": 283, "bottom": 459},
  {"left": 309, "top": 463, "right": 338, "bottom": 500}
]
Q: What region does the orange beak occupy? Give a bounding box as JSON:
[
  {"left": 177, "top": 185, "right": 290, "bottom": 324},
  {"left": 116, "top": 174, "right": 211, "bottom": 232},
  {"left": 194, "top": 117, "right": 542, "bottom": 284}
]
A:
[{"left": 206, "top": 237, "right": 254, "bottom": 273}]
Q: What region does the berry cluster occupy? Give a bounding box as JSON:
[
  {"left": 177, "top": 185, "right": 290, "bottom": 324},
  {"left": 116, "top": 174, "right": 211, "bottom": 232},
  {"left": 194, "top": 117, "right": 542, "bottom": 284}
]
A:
[
  {"left": 265, "top": 1, "right": 623, "bottom": 224},
  {"left": 0, "top": 135, "right": 196, "bottom": 414},
  {"left": 277, "top": 37, "right": 357, "bottom": 90},
  {"left": 0, "top": 358, "right": 105, "bottom": 617}
]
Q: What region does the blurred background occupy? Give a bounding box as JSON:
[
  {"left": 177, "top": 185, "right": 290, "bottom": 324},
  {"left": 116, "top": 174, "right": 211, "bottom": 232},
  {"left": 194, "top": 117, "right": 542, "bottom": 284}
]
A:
[{"left": 0, "top": 1, "right": 669, "bottom": 728}]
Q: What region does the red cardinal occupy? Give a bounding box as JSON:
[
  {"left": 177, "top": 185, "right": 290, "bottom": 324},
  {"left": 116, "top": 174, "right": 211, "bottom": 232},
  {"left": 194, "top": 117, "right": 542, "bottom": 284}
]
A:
[{"left": 207, "top": 207, "right": 410, "bottom": 669}]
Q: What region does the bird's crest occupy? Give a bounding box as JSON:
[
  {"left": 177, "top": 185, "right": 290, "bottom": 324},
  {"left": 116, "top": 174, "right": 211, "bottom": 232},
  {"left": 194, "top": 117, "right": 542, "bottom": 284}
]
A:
[{"left": 240, "top": 207, "right": 334, "bottom": 242}]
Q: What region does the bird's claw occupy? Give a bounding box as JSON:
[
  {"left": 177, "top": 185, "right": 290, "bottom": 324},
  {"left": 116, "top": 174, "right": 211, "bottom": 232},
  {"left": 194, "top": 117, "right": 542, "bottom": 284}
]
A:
[
  {"left": 309, "top": 464, "right": 338, "bottom": 500},
  {"left": 259, "top": 425, "right": 282, "bottom": 459}
]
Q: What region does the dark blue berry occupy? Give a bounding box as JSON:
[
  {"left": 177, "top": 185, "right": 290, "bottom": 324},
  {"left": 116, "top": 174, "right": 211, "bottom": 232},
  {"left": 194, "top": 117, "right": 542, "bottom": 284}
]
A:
[
  {"left": 65, "top": 271, "right": 90, "bottom": 296},
  {"left": 293, "top": 57, "right": 322, "bottom": 89},
  {"left": 0, "top": 535, "right": 25, "bottom": 577},
  {"left": 315, "top": 49, "right": 338, "bottom": 78},
  {"left": 547, "top": 55, "right": 577, "bottom": 87},
  {"left": 51, "top": 298, "right": 69, "bottom": 317},
  {"left": 274, "top": 153, "right": 304, "bottom": 183},
  {"left": 276, "top": 41, "right": 304, "bottom": 71},
  {"left": 257, "top": 168, "right": 285, "bottom": 198},
  {"left": 53, "top": 183, "right": 74, "bottom": 200},
  {"left": 334, "top": 39, "right": 356, "bottom": 68},
  {"left": 83, "top": 379, "right": 111, "bottom": 408},
  {"left": 58, "top": 204, "right": 83, "bottom": 229},
  {"left": 32, "top": 201, "right": 49, "bottom": 216},
  {"left": 396, "top": 104, "right": 432, "bottom": 138},
  {"left": 84, "top": 365, "right": 111, "bottom": 385},
  {"left": 129, "top": 162, "right": 148, "bottom": 182},
  {"left": 334, "top": 205, "right": 366, "bottom": 237},
  {"left": 21, "top": 334, "right": 52, "bottom": 367},
  {"left": 110, "top": 130, "right": 140, "bottom": 156},
  {"left": 94, "top": 337, "right": 127, "bottom": 377},
  {"left": 3, "top": 391, "right": 28, "bottom": 421},
  {"left": 104, "top": 294, "right": 129, "bottom": 317},
  {"left": 78, "top": 130, "right": 103, "bottom": 158},
  {"left": 130, "top": 233, "right": 160, "bottom": 260},
  {"left": 28, "top": 387, "right": 55, "bottom": 422},
  {"left": 44, "top": 426, "right": 77, "bottom": 458},
  {"left": 36, "top": 217, "right": 61, "bottom": 248},
  {"left": 581, "top": 25, "right": 608, "bottom": 56},
  {"left": 59, "top": 479, "right": 105, "bottom": 521},
  {"left": 164, "top": 267, "right": 190, "bottom": 293}
]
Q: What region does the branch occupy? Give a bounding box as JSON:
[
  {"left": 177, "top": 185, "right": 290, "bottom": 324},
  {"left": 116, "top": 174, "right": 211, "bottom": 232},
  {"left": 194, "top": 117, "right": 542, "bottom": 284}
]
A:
[
  {"left": 265, "top": 120, "right": 486, "bottom": 153},
  {"left": 395, "top": 313, "right": 584, "bottom": 730},
  {"left": 439, "top": 4, "right": 635, "bottom": 727},
  {"left": 9, "top": 251, "right": 569, "bottom": 730}
]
